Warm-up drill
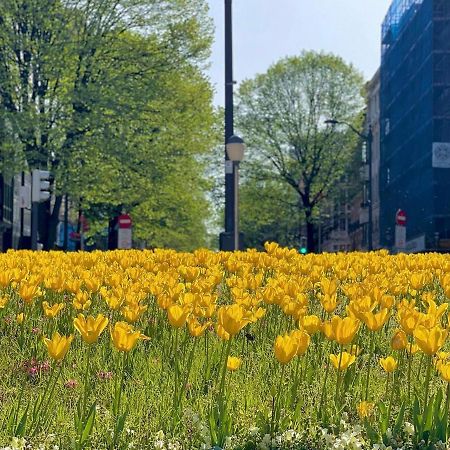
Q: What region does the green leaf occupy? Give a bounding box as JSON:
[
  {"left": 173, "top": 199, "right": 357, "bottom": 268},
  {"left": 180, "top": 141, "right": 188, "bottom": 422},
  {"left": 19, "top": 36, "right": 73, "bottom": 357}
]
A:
[
  {"left": 393, "top": 401, "right": 406, "bottom": 436},
  {"left": 80, "top": 402, "right": 96, "bottom": 445}
]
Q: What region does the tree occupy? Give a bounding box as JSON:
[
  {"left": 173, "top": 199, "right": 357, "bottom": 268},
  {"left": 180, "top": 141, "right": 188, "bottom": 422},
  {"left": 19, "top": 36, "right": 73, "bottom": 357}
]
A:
[
  {"left": 237, "top": 51, "right": 364, "bottom": 252},
  {"left": 0, "top": 0, "right": 216, "bottom": 249}
]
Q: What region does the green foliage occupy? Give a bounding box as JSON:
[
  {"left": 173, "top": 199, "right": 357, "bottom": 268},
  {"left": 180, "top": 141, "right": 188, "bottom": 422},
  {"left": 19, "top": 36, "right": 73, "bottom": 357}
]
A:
[
  {"left": 236, "top": 51, "right": 364, "bottom": 251},
  {"left": 0, "top": 0, "right": 217, "bottom": 249}
]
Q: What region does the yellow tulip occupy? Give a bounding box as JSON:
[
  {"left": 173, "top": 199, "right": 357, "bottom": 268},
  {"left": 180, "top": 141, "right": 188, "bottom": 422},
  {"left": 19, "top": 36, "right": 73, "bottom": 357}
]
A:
[
  {"left": 439, "top": 363, "right": 450, "bottom": 382},
  {"left": 361, "top": 308, "right": 389, "bottom": 332},
  {"left": 74, "top": 314, "right": 109, "bottom": 344},
  {"left": 187, "top": 317, "right": 210, "bottom": 337},
  {"left": 330, "top": 352, "right": 356, "bottom": 371},
  {"left": 300, "top": 315, "right": 322, "bottom": 334},
  {"left": 167, "top": 304, "right": 188, "bottom": 328},
  {"left": 320, "top": 294, "right": 338, "bottom": 313},
  {"left": 357, "top": 401, "right": 374, "bottom": 419},
  {"left": 398, "top": 308, "right": 422, "bottom": 335},
  {"left": 42, "top": 301, "right": 65, "bottom": 319},
  {"left": 73, "top": 291, "right": 91, "bottom": 311},
  {"left": 379, "top": 356, "right": 397, "bottom": 373},
  {"left": 391, "top": 329, "right": 408, "bottom": 351},
  {"left": 217, "top": 304, "right": 251, "bottom": 337},
  {"left": 290, "top": 329, "right": 310, "bottom": 356},
  {"left": 330, "top": 316, "right": 360, "bottom": 346},
  {"left": 121, "top": 303, "right": 148, "bottom": 323},
  {"left": 16, "top": 312, "right": 24, "bottom": 325},
  {"left": 43, "top": 332, "right": 73, "bottom": 361},
  {"left": 19, "top": 283, "right": 38, "bottom": 304},
  {"left": 274, "top": 334, "right": 297, "bottom": 364},
  {"left": 216, "top": 324, "right": 231, "bottom": 341},
  {"left": 0, "top": 296, "right": 8, "bottom": 308},
  {"left": 227, "top": 356, "right": 241, "bottom": 372},
  {"left": 110, "top": 321, "right": 147, "bottom": 352},
  {"left": 414, "top": 325, "right": 448, "bottom": 355}
]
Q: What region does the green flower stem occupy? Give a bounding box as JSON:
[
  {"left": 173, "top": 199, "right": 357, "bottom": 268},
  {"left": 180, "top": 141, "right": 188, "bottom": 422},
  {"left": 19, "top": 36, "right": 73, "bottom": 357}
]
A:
[
  {"left": 218, "top": 338, "right": 233, "bottom": 417},
  {"left": 364, "top": 331, "right": 375, "bottom": 401},
  {"left": 77, "top": 345, "right": 92, "bottom": 440},
  {"left": 445, "top": 382, "right": 450, "bottom": 440},
  {"left": 31, "top": 363, "right": 63, "bottom": 435},
  {"left": 335, "top": 346, "right": 343, "bottom": 404},
  {"left": 271, "top": 363, "right": 286, "bottom": 436},
  {"left": 407, "top": 352, "right": 413, "bottom": 402},
  {"left": 318, "top": 345, "right": 330, "bottom": 418},
  {"left": 423, "top": 355, "right": 433, "bottom": 412}
]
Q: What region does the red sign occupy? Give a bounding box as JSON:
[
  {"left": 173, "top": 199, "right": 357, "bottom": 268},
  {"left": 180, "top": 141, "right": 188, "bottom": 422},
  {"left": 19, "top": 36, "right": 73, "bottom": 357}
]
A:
[
  {"left": 396, "top": 209, "right": 407, "bottom": 226},
  {"left": 118, "top": 214, "right": 132, "bottom": 229}
]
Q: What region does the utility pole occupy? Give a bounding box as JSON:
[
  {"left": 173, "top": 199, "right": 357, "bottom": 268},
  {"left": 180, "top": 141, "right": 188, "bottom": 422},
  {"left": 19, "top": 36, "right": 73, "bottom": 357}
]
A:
[{"left": 367, "top": 126, "right": 373, "bottom": 251}]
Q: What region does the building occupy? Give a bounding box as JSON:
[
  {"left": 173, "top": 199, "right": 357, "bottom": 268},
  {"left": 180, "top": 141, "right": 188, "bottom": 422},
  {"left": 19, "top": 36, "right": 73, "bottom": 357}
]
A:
[{"left": 380, "top": 0, "right": 450, "bottom": 251}]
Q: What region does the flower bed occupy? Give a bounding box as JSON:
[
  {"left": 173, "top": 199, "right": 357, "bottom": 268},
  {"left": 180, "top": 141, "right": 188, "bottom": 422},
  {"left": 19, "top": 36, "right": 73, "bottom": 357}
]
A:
[{"left": 1, "top": 244, "right": 450, "bottom": 449}]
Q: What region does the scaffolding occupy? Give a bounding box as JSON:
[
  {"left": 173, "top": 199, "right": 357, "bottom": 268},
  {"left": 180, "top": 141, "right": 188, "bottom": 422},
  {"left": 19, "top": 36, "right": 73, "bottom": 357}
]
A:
[
  {"left": 382, "top": 0, "right": 424, "bottom": 47},
  {"left": 379, "top": 0, "right": 450, "bottom": 249}
]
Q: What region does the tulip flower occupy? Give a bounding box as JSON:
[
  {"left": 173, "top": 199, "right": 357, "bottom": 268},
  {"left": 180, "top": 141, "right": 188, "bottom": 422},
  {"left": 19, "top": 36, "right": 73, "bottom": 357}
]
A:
[
  {"left": 16, "top": 312, "right": 24, "bottom": 325},
  {"left": 42, "top": 301, "right": 65, "bottom": 319},
  {"left": 217, "top": 304, "right": 251, "bottom": 337},
  {"left": 299, "top": 315, "right": 322, "bottom": 334},
  {"left": 167, "top": 304, "right": 188, "bottom": 328},
  {"left": 43, "top": 332, "right": 74, "bottom": 361},
  {"left": 379, "top": 356, "right": 397, "bottom": 373},
  {"left": 330, "top": 352, "right": 356, "bottom": 371},
  {"left": 274, "top": 334, "right": 297, "bottom": 364},
  {"left": 361, "top": 308, "right": 389, "bottom": 332},
  {"left": 73, "top": 291, "right": 91, "bottom": 311},
  {"left": 187, "top": 317, "right": 210, "bottom": 337},
  {"left": 439, "top": 363, "right": 450, "bottom": 382},
  {"left": 414, "top": 325, "right": 448, "bottom": 355},
  {"left": 74, "top": 313, "right": 109, "bottom": 344},
  {"left": 391, "top": 329, "right": 408, "bottom": 351},
  {"left": 329, "top": 316, "right": 360, "bottom": 346},
  {"left": 110, "top": 321, "right": 147, "bottom": 352},
  {"left": 19, "top": 283, "right": 38, "bottom": 304},
  {"left": 290, "top": 329, "right": 310, "bottom": 356},
  {"left": 357, "top": 401, "right": 374, "bottom": 419},
  {"left": 0, "top": 296, "right": 8, "bottom": 308},
  {"left": 227, "top": 356, "right": 241, "bottom": 372}
]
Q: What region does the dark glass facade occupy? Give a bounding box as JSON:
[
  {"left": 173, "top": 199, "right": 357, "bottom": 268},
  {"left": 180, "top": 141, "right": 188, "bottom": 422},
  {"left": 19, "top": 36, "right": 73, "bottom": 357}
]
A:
[{"left": 380, "top": 0, "right": 450, "bottom": 249}]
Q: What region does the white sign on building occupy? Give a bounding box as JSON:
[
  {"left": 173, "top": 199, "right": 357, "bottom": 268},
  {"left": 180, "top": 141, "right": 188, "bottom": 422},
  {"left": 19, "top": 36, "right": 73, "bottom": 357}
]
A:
[{"left": 432, "top": 143, "right": 450, "bottom": 168}]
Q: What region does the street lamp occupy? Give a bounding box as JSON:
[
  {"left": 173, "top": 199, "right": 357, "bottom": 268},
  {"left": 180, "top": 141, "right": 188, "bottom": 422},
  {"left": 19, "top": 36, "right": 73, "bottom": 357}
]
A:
[
  {"left": 219, "top": 0, "right": 238, "bottom": 251},
  {"left": 226, "top": 135, "right": 245, "bottom": 250},
  {"left": 325, "top": 119, "right": 373, "bottom": 251}
]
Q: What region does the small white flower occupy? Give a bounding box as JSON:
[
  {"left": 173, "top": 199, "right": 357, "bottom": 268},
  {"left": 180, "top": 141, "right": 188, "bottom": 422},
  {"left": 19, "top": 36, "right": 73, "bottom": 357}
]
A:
[
  {"left": 155, "top": 430, "right": 165, "bottom": 440},
  {"left": 403, "top": 421, "right": 414, "bottom": 436}
]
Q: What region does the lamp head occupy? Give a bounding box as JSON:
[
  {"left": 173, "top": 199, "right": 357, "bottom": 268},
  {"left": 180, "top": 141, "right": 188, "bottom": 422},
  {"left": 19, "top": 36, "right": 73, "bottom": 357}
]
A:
[{"left": 226, "top": 135, "right": 245, "bottom": 162}]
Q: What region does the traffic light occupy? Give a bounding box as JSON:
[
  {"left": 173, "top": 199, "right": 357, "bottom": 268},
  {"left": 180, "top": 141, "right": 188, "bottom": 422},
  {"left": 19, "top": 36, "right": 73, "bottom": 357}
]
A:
[
  {"left": 32, "top": 169, "right": 52, "bottom": 203},
  {"left": 299, "top": 237, "right": 307, "bottom": 255}
]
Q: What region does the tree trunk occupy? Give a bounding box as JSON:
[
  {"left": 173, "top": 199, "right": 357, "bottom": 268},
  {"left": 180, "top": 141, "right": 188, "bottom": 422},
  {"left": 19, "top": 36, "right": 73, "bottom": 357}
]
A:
[{"left": 305, "top": 207, "right": 315, "bottom": 253}]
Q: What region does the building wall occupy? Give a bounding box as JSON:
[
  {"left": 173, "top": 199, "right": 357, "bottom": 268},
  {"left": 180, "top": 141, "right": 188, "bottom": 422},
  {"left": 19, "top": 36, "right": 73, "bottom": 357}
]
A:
[
  {"left": 380, "top": 0, "right": 450, "bottom": 249},
  {"left": 367, "top": 70, "right": 381, "bottom": 249}
]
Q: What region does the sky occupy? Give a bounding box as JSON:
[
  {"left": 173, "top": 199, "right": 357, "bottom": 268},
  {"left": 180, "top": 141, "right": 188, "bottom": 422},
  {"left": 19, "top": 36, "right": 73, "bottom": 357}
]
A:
[{"left": 206, "top": 0, "right": 393, "bottom": 105}]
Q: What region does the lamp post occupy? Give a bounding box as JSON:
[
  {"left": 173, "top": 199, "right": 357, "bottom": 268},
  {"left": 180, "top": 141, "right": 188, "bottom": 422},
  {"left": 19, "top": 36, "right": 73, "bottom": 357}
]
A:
[
  {"left": 220, "top": 0, "right": 238, "bottom": 251},
  {"left": 226, "top": 135, "right": 245, "bottom": 250},
  {"left": 325, "top": 119, "right": 373, "bottom": 251}
]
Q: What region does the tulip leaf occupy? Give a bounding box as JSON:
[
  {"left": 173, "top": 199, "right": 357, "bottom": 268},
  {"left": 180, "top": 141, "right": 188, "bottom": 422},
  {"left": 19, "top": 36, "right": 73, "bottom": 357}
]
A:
[
  {"left": 80, "top": 402, "right": 96, "bottom": 445},
  {"left": 15, "top": 404, "right": 29, "bottom": 437},
  {"left": 393, "top": 400, "right": 406, "bottom": 436}
]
